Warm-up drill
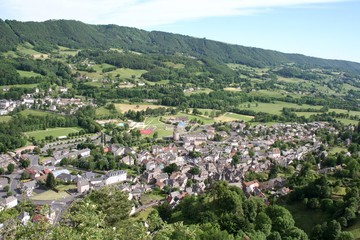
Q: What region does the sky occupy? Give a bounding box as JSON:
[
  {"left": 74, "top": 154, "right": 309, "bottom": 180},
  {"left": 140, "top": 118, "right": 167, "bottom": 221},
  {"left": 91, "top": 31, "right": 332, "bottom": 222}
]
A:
[{"left": 0, "top": 0, "right": 359, "bottom": 62}]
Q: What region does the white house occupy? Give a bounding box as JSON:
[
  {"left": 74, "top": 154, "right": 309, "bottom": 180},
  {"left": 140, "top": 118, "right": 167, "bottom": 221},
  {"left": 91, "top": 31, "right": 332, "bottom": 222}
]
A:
[
  {"left": 78, "top": 148, "right": 91, "bottom": 158},
  {"left": 104, "top": 170, "right": 127, "bottom": 185},
  {"left": 52, "top": 169, "right": 70, "bottom": 178},
  {"left": 1, "top": 196, "right": 18, "bottom": 209},
  {"left": 0, "top": 100, "right": 10, "bottom": 109}
]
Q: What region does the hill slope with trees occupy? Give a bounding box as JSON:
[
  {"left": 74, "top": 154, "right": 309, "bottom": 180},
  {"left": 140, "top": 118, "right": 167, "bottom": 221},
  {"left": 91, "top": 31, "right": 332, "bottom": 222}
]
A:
[{"left": 1, "top": 19, "right": 360, "bottom": 73}]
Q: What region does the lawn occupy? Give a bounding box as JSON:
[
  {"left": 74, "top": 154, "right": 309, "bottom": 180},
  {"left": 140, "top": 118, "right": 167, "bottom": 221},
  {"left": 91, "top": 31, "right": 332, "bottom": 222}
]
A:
[
  {"left": 224, "top": 87, "right": 242, "bottom": 92},
  {"left": 329, "top": 146, "right": 347, "bottom": 155},
  {"left": 277, "top": 76, "right": 308, "bottom": 84},
  {"left": 239, "top": 101, "right": 322, "bottom": 115},
  {"left": 335, "top": 118, "right": 359, "bottom": 125},
  {"left": 132, "top": 206, "right": 156, "bottom": 221},
  {"left": 214, "top": 112, "right": 254, "bottom": 122},
  {"left": 346, "top": 217, "right": 360, "bottom": 239},
  {"left": 143, "top": 79, "right": 170, "bottom": 85},
  {"left": 3, "top": 84, "right": 38, "bottom": 89},
  {"left": 0, "top": 116, "right": 11, "bottom": 123},
  {"left": 249, "top": 90, "right": 286, "bottom": 98},
  {"left": 283, "top": 203, "right": 329, "bottom": 234},
  {"left": 107, "top": 68, "right": 147, "bottom": 80},
  {"left": 184, "top": 88, "right": 213, "bottom": 96},
  {"left": 18, "top": 109, "right": 54, "bottom": 117},
  {"left": 17, "top": 70, "right": 42, "bottom": 78},
  {"left": 92, "top": 63, "right": 115, "bottom": 72},
  {"left": 30, "top": 190, "right": 70, "bottom": 201},
  {"left": 56, "top": 184, "right": 77, "bottom": 191},
  {"left": 140, "top": 193, "right": 165, "bottom": 205},
  {"left": 96, "top": 107, "right": 113, "bottom": 117},
  {"left": 295, "top": 112, "right": 320, "bottom": 118},
  {"left": 25, "top": 127, "right": 83, "bottom": 141},
  {"left": 115, "top": 103, "right": 166, "bottom": 113},
  {"left": 17, "top": 45, "right": 43, "bottom": 56},
  {"left": 175, "top": 112, "right": 215, "bottom": 125}
]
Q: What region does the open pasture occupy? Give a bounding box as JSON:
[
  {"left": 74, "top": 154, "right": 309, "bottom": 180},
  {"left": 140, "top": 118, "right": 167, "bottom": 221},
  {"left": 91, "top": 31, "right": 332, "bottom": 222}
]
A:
[{"left": 25, "top": 127, "right": 82, "bottom": 141}]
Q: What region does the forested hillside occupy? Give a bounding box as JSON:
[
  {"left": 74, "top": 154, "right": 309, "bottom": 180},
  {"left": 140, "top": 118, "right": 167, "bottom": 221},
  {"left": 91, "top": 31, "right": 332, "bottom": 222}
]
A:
[{"left": 1, "top": 19, "right": 360, "bottom": 73}]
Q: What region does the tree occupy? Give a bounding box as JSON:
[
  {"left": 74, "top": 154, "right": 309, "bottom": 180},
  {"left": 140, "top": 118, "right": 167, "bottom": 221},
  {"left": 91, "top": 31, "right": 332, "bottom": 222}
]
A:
[
  {"left": 7, "top": 191, "right": 13, "bottom": 196},
  {"left": 267, "top": 231, "right": 282, "bottom": 240},
  {"left": 153, "top": 131, "right": 158, "bottom": 139},
  {"left": 3, "top": 185, "right": 9, "bottom": 192},
  {"left": 188, "top": 167, "right": 200, "bottom": 176},
  {"left": 255, "top": 212, "right": 272, "bottom": 237},
  {"left": 146, "top": 210, "right": 164, "bottom": 233},
  {"left": 20, "top": 160, "right": 30, "bottom": 168},
  {"left": 20, "top": 171, "right": 30, "bottom": 180},
  {"left": 323, "top": 220, "right": 341, "bottom": 240},
  {"left": 338, "top": 232, "right": 355, "bottom": 240},
  {"left": 7, "top": 163, "right": 15, "bottom": 174},
  {"left": 265, "top": 205, "right": 295, "bottom": 234},
  {"left": 231, "top": 153, "right": 240, "bottom": 166},
  {"left": 46, "top": 172, "right": 56, "bottom": 189},
  {"left": 192, "top": 108, "right": 201, "bottom": 115},
  {"left": 163, "top": 163, "right": 179, "bottom": 174},
  {"left": 0, "top": 167, "right": 5, "bottom": 175}
]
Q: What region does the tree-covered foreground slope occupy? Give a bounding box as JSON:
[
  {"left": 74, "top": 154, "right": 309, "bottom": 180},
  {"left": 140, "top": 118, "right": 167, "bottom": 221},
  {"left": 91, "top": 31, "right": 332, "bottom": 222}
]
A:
[{"left": 1, "top": 19, "right": 360, "bottom": 73}]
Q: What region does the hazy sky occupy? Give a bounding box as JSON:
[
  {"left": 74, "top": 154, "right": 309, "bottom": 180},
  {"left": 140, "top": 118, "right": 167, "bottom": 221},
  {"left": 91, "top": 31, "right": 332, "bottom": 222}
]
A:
[{"left": 1, "top": 0, "right": 359, "bottom": 62}]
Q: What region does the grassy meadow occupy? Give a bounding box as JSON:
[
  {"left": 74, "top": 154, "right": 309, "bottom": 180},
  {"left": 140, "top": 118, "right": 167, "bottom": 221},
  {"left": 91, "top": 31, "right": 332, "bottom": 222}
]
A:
[{"left": 25, "top": 127, "right": 82, "bottom": 140}]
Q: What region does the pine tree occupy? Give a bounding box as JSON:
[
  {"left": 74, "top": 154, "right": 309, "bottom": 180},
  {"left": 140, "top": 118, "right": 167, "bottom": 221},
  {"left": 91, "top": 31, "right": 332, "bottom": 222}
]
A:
[{"left": 46, "top": 172, "right": 56, "bottom": 189}]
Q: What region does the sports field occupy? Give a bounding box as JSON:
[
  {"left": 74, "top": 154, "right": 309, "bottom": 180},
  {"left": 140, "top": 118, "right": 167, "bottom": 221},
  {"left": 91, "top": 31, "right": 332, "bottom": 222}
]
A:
[{"left": 25, "top": 127, "right": 82, "bottom": 140}]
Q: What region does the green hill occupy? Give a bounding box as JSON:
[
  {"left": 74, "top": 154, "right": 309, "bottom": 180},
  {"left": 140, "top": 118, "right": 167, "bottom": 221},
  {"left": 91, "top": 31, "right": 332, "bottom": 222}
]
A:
[{"left": 1, "top": 19, "right": 360, "bottom": 73}]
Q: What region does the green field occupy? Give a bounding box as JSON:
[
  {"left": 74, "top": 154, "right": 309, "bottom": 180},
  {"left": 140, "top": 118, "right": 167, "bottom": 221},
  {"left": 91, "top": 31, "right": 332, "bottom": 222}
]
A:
[
  {"left": 144, "top": 117, "right": 173, "bottom": 138},
  {"left": 335, "top": 118, "right": 358, "bottom": 125},
  {"left": 224, "top": 87, "right": 242, "bottom": 92},
  {"left": 239, "top": 101, "right": 322, "bottom": 115},
  {"left": 347, "top": 217, "right": 360, "bottom": 239},
  {"left": 140, "top": 193, "right": 164, "bottom": 205},
  {"left": 215, "top": 112, "right": 254, "bottom": 122},
  {"left": 92, "top": 63, "right": 115, "bottom": 72},
  {"left": 25, "top": 127, "right": 82, "bottom": 140},
  {"left": 284, "top": 203, "right": 329, "bottom": 234},
  {"left": 132, "top": 206, "right": 156, "bottom": 221},
  {"left": 143, "top": 79, "right": 169, "bottom": 85},
  {"left": 3, "top": 83, "right": 38, "bottom": 89},
  {"left": 330, "top": 109, "right": 360, "bottom": 117},
  {"left": 96, "top": 107, "right": 113, "bottom": 117},
  {"left": 184, "top": 88, "right": 213, "bottom": 96},
  {"left": 17, "top": 70, "right": 42, "bottom": 78},
  {"left": 30, "top": 190, "right": 71, "bottom": 201},
  {"left": 249, "top": 90, "right": 287, "bottom": 98},
  {"left": 0, "top": 116, "right": 11, "bottom": 123},
  {"left": 329, "top": 146, "right": 347, "bottom": 155},
  {"left": 56, "top": 184, "right": 77, "bottom": 191},
  {"left": 57, "top": 46, "right": 80, "bottom": 56},
  {"left": 18, "top": 109, "right": 54, "bottom": 117},
  {"left": 17, "top": 45, "right": 42, "bottom": 56},
  {"left": 175, "top": 112, "right": 215, "bottom": 125},
  {"left": 108, "top": 68, "right": 147, "bottom": 80}
]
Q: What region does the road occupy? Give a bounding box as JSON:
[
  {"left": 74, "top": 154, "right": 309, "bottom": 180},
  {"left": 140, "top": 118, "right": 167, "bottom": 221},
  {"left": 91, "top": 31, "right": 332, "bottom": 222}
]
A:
[{"left": 9, "top": 170, "right": 22, "bottom": 196}]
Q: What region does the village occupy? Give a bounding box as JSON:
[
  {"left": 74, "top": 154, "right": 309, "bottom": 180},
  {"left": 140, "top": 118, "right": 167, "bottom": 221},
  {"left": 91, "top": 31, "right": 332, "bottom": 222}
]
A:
[
  {"left": 0, "top": 115, "right": 340, "bottom": 226},
  {"left": 0, "top": 86, "right": 87, "bottom": 116}
]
